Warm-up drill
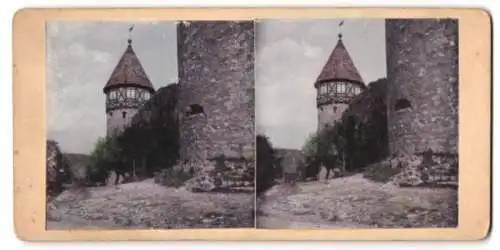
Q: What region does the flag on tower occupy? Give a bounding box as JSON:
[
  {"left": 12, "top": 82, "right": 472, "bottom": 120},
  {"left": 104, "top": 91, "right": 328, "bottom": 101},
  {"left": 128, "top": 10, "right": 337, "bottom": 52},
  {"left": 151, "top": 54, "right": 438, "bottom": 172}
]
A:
[
  {"left": 129, "top": 25, "right": 134, "bottom": 32},
  {"left": 339, "top": 20, "right": 344, "bottom": 27}
]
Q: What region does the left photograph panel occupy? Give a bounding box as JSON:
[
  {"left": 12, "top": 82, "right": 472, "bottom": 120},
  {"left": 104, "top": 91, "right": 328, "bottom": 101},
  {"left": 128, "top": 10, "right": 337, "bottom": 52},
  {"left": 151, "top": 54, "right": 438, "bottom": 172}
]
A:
[{"left": 45, "top": 21, "right": 256, "bottom": 229}]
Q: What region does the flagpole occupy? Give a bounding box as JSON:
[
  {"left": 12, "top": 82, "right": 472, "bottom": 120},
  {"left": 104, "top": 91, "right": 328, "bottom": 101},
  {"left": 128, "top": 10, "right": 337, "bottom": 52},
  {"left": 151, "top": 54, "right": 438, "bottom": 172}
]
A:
[
  {"left": 128, "top": 25, "right": 134, "bottom": 44},
  {"left": 338, "top": 20, "right": 344, "bottom": 39}
]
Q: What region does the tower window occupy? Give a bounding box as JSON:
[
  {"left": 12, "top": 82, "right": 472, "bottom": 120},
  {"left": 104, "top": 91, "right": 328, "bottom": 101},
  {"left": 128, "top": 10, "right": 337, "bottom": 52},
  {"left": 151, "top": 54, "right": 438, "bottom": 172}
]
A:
[
  {"left": 354, "top": 87, "right": 361, "bottom": 95},
  {"left": 109, "top": 91, "right": 117, "bottom": 100},
  {"left": 122, "top": 111, "right": 127, "bottom": 119},
  {"left": 186, "top": 104, "right": 205, "bottom": 116},
  {"left": 320, "top": 85, "right": 327, "bottom": 94},
  {"left": 333, "top": 106, "right": 338, "bottom": 113},
  {"left": 395, "top": 98, "right": 412, "bottom": 111},
  {"left": 126, "top": 88, "right": 135, "bottom": 98},
  {"left": 336, "top": 83, "right": 346, "bottom": 93},
  {"left": 108, "top": 111, "right": 113, "bottom": 117},
  {"left": 144, "top": 91, "right": 151, "bottom": 100}
]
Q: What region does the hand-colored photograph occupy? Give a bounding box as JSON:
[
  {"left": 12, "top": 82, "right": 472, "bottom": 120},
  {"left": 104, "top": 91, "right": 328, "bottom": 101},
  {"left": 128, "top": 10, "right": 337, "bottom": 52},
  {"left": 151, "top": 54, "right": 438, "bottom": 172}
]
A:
[
  {"left": 45, "top": 20, "right": 256, "bottom": 229},
  {"left": 255, "top": 19, "right": 459, "bottom": 229}
]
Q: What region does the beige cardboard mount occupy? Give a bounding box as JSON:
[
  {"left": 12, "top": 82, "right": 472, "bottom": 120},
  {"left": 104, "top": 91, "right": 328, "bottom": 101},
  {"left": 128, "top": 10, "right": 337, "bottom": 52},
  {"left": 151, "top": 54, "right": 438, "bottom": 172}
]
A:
[{"left": 13, "top": 8, "right": 491, "bottom": 241}]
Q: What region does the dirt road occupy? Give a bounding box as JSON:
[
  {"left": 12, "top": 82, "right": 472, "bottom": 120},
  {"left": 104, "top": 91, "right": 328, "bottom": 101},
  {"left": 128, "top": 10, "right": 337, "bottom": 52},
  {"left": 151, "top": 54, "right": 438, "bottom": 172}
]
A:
[
  {"left": 47, "top": 178, "right": 254, "bottom": 229},
  {"left": 257, "top": 174, "right": 457, "bottom": 229}
]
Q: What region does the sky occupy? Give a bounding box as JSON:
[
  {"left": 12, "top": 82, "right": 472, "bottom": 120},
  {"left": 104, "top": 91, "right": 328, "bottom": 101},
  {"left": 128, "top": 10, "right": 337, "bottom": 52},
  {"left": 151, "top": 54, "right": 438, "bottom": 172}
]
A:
[
  {"left": 255, "top": 19, "right": 387, "bottom": 149},
  {"left": 46, "top": 21, "right": 177, "bottom": 154},
  {"left": 47, "top": 19, "right": 387, "bottom": 154}
]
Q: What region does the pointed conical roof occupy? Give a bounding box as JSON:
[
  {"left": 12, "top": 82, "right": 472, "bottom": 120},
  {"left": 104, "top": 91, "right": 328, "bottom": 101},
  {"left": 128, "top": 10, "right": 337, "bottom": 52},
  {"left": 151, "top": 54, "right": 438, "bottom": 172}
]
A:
[
  {"left": 103, "top": 39, "right": 154, "bottom": 93},
  {"left": 314, "top": 34, "right": 364, "bottom": 87}
]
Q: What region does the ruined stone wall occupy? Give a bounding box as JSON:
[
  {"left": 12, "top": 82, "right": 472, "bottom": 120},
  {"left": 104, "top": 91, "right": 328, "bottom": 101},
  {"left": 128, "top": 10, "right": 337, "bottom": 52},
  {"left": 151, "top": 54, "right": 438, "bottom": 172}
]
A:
[
  {"left": 177, "top": 21, "right": 255, "bottom": 161},
  {"left": 131, "top": 83, "right": 178, "bottom": 127},
  {"left": 341, "top": 78, "right": 389, "bottom": 170},
  {"left": 386, "top": 19, "right": 458, "bottom": 156},
  {"left": 344, "top": 78, "right": 387, "bottom": 124}
]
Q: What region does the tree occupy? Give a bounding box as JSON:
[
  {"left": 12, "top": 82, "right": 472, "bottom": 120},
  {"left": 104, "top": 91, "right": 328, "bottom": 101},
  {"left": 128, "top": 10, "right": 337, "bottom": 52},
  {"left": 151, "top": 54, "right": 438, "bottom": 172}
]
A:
[
  {"left": 88, "top": 136, "right": 123, "bottom": 185},
  {"left": 256, "top": 134, "right": 278, "bottom": 195},
  {"left": 46, "top": 140, "right": 71, "bottom": 196}
]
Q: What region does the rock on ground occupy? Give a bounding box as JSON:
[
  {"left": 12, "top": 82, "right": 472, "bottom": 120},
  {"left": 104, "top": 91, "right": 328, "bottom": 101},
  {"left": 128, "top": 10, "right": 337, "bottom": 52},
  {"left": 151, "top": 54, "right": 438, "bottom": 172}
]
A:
[
  {"left": 47, "top": 178, "right": 254, "bottom": 229},
  {"left": 257, "top": 174, "right": 457, "bottom": 229}
]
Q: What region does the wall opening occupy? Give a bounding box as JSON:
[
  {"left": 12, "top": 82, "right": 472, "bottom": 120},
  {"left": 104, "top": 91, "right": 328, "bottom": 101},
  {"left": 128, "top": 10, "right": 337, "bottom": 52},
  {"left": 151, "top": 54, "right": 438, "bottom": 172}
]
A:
[
  {"left": 122, "top": 111, "right": 127, "bottom": 119},
  {"left": 333, "top": 106, "right": 338, "bottom": 113},
  {"left": 186, "top": 104, "right": 205, "bottom": 116},
  {"left": 395, "top": 98, "right": 412, "bottom": 111}
]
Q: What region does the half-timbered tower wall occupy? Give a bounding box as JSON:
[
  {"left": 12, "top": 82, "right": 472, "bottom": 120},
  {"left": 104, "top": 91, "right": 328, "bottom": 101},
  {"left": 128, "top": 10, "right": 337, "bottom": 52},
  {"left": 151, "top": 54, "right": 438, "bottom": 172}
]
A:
[
  {"left": 103, "top": 38, "right": 155, "bottom": 137},
  {"left": 314, "top": 33, "right": 366, "bottom": 131}
]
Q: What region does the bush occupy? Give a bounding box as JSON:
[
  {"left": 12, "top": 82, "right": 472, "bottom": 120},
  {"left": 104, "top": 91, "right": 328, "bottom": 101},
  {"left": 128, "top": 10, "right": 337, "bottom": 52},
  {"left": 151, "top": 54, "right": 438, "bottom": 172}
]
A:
[
  {"left": 363, "top": 162, "right": 401, "bottom": 183},
  {"left": 256, "top": 134, "right": 278, "bottom": 195},
  {"left": 46, "top": 140, "right": 71, "bottom": 196}
]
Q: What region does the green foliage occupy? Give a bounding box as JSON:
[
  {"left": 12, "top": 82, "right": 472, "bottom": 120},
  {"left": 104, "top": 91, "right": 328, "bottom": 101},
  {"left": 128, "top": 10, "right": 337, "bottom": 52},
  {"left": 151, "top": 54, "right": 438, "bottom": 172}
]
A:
[
  {"left": 87, "top": 136, "right": 121, "bottom": 185},
  {"left": 301, "top": 132, "right": 319, "bottom": 158},
  {"left": 256, "top": 134, "right": 279, "bottom": 195},
  {"left": 117, "top": 119, "right": 179, "bottom": 177},
  {"left": 46, "top": 140, "right": 71, "bottom": 196}
]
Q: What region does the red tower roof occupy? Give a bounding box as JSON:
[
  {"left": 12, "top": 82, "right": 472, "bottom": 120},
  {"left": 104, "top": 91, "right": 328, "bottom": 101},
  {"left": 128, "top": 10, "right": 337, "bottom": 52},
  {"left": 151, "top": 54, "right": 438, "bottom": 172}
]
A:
[
  {"left": 103, "top": 39, "right": 155, "bottom": 93},
  {"left": 314, "top": 34, "right": 364, "bottom": 87}
]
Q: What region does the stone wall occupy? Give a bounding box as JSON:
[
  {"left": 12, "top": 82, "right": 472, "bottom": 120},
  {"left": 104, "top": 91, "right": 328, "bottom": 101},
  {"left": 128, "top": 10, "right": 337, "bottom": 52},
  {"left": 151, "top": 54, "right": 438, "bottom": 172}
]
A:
[
  {"left": 176, "top": 21, "right": 255, "bottom": 162},
  {"left": 386, "top": 19, "right": 458, "bottom": 156},
  {"left": 131, "top": 83, "right": 179, "bottom": 127},
  {"left": 381, "top": 19, "right": 458, "bottom": 187},
  {"left": 340, "top": 78, "right": 389, "bottom": 170}
]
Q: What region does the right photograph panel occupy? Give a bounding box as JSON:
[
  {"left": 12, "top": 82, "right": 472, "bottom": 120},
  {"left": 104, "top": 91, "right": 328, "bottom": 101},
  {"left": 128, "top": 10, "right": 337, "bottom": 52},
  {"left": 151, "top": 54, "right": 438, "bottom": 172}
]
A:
[{"left": 255, "top": 18, "right": 459, "bottom": 229}]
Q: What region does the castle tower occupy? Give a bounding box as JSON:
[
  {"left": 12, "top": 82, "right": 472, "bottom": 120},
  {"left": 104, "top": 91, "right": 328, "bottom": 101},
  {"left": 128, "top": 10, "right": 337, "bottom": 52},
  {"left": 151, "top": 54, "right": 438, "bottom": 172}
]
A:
[
  {"left": 385, "top": 19, "right": 458, "bottom": 157},
  {"left": 177, "top": 21, "right": 255, "bottom": 161},
  {"left": 103, "top": 32, "right": 155, "bottom": 137},
  {"left": 314, "top": 24, "right": 366, "bottom": 131}
]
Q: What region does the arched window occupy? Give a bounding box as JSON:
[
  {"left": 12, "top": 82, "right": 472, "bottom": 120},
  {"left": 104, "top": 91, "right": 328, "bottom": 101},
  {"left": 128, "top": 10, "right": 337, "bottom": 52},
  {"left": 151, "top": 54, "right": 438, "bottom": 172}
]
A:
[
  {"left": 395, "top": 98, "right": 412, "bottom": 111},
  {"left": 122, "top": 111, "right": 127, "bottom": 119},
  {"left": 144, "top": 91, "right": 151, "bottom": 100},
  {"left": 186, "top": 104, "right": 205, "bottom": 116}
]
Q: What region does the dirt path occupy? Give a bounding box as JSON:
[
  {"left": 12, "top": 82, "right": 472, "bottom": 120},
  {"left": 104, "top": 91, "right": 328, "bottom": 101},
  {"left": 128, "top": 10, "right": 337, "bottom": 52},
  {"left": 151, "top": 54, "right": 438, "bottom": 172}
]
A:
[
  {"left": 257, "top": 174, "right": 457, "bottom": 229},
  {"left": 47, "top": 179, "right": 254, "bottom": 229}
]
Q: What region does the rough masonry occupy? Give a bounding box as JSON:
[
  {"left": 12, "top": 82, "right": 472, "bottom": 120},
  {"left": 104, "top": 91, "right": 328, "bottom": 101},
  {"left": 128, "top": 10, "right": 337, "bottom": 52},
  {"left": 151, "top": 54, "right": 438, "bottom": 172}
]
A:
[
  {"left": 385, "top": 19, "right": 459, "bottom": 186},
  {"left": 176, "top": 21, "right": 255, "bottom": 162}
]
